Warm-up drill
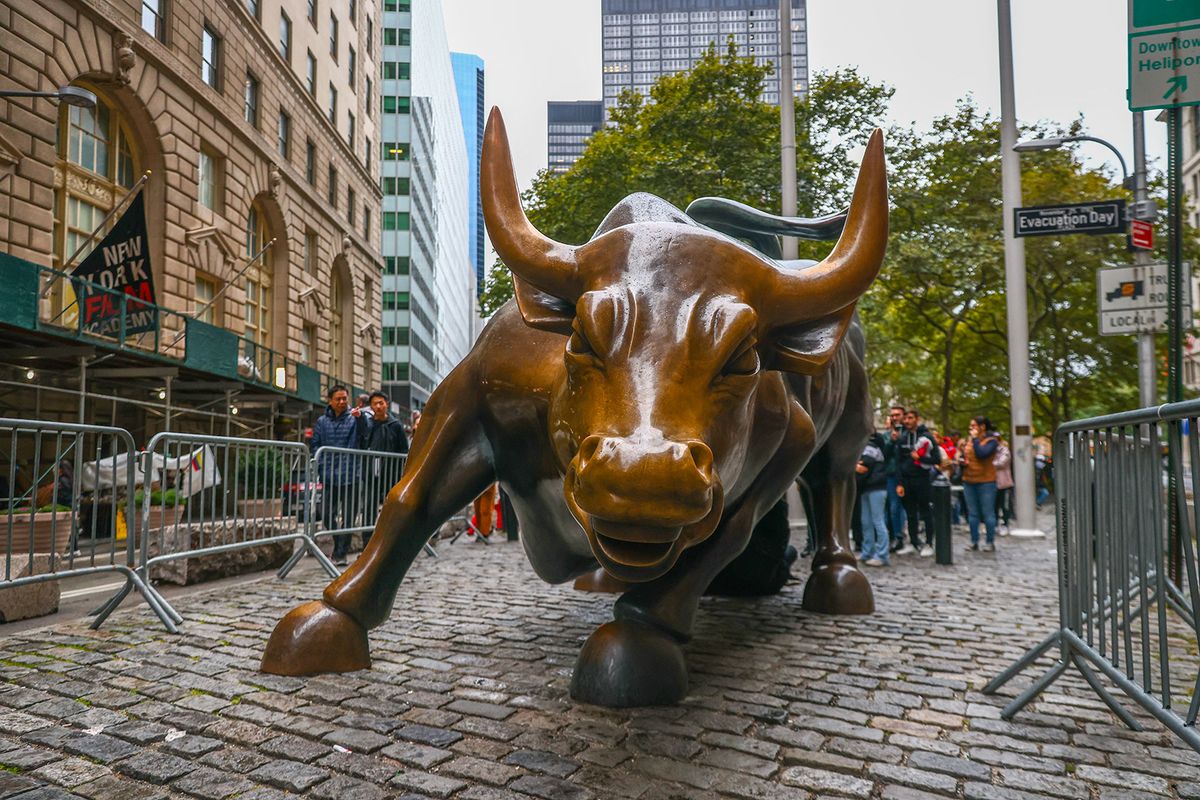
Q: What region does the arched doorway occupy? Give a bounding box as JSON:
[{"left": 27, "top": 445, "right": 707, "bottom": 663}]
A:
[{"left": 329, "top": 255, "right": 353, "bottom": 383}]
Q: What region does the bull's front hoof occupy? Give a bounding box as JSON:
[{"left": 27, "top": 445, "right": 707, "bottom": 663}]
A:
[
  {"left": 260, "top": 600, "right": 371, "bottom": 675},
  {"left": 801, "top": 562, "right": 875, "bottom": 615},
  {"left": 573, "top": 567, "right": 630, "bottom": 594},
  {"left": 570, "top": 620, "right": 688, "bottom": 707}
]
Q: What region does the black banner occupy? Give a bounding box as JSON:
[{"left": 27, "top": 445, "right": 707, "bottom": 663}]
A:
[{"left": 71, "top": 191, "right": 158, "bottom": 335}]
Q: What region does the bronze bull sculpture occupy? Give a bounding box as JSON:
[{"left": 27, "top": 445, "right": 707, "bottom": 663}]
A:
[{"left": 262, "top": 108, "right": 889, "bottom": 707}]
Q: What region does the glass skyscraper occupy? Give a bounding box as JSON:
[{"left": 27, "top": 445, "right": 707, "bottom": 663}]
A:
[
  {"left": 600, "top": 0, "right": 810, "bottom": 118},
  {"left": 451, "top": 52, "right": 486, "bottom": 296},
  {"left": 547, "top": 101, "right": 604, "bottom": 174}
]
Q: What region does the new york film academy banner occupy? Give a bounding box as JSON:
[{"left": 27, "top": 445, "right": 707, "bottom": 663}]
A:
[{"left": 71, "top": 191, "right": 158, "bottom": 336}]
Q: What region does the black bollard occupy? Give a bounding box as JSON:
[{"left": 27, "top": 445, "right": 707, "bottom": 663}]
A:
[{"left": 931, "top": 473, "right": 952, "bottom": 565}]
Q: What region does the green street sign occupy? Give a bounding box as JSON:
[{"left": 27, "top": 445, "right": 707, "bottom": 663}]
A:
[{"left": 1129, "top": 1, "right": 1200, "bottom": 110}]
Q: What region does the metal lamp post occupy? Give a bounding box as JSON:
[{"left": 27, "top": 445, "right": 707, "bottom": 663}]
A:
[
  {"left": 0, "top": 86, "right": 97, "bottom": 109},
  {"left": 1013, "top": 128, "right": 1157, "bottom": 409}
]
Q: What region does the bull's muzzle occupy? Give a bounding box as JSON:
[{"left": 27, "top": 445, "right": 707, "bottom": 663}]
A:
[{"left": 564, "top": 435, "right": 724, "bottom": 582}]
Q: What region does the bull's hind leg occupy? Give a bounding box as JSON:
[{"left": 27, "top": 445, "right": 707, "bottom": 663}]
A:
[
  {"left": 570, "top": 401, "right": 813, "bottom": 707},
  {"left": 262, "top": 367, "right": 494, "bottom": 676},
  {"left": 801, "top": 457, "right": 875, "bottom": 615}
]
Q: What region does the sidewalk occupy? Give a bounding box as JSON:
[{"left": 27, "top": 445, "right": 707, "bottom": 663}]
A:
[{"left": 0, "top": 516, "right": 1196, "bottom": 800}]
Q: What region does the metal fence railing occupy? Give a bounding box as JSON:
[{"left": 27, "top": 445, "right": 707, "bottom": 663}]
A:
[
  {"left": 0, "top": 418, "right": 175, "bottom": 630},
  {"left": 306, "top": 446, "right": 433, "bottom": 559},
  {"left": 985, "top": 400, "right": 1200, "bottom": 753},
  {"left": 140, "top": 432, "right": 339, "bottom": 591}
]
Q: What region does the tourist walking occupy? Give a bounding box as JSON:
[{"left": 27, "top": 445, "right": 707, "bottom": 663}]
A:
[
  {"left": 896, "top": 409, "right": 940, "bottom": 557},
  {"left": 310, "top": 385, "right": 360, "bottom": 566},
  {"left": 856, "top": 432, "right": 890, "bottom": 566},
  {"left": 882, "top": 405, "right": 908, "bottom": 552},
  {"left": 960, "top": 416, "right": 1000, "bottom": 552}
]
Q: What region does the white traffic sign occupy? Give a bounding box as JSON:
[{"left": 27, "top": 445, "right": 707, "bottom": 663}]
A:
[
  {"left": 1098, "top": 262, "right": 1192, "bottom": 335},
  {"left": 1129, "top": 1, "right": 1200, "bottom": 110}
]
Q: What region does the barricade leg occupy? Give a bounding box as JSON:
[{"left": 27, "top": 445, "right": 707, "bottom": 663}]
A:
[
  {"left": 983, "top": 629, "right": 1060, "bottom": 694},
  {"left": 1000, "top": 658, "right": 1069, "bottom": 720},
  {"left": 1070, "top": 653, "right": 1143, "bottom": 731}
]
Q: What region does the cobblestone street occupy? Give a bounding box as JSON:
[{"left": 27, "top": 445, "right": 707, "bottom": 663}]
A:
[{"left": 0, "top": 525, "right": 1197, "bottom": 800}]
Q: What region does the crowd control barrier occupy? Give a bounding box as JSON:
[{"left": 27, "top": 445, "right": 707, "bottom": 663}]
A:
[
  {"left": 986, "top": 400, "right": 1200, "bottom": 753},
  {"left": 305, "top": 446, "right": 432, "bottom": 560},
  {"left": 0, "top": 418, "right": 174, "bottom": 630}
]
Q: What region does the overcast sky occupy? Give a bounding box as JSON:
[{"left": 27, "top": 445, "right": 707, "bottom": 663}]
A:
[{"left": 442, "top": 0, "right": 1157, "bottom": 197}]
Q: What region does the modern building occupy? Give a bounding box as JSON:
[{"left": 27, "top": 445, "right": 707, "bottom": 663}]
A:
[
  {"left": 0, "top": 0, "right": 382, "bottom": 441},
  {"left": 600, "top": 0, "right": 810, "bottom": 118},
  {"left": 379, "top": 0, "right": 475, "bottom": 413},
  {"left": 451, "top": 52, "right": 485, "bottom": 296},
  {"left": 547, "top": 101, "right": 604, "bottom": 174}
]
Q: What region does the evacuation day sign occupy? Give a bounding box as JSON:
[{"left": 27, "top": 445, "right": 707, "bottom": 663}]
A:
[{"left": 71, "top": 192, "right": 159, "bottom": 336}]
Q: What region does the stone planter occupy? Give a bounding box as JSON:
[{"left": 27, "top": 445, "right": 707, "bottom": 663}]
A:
[
  {"left": 0, "top": 512, "right": 76, "bottom": 559},
  {"left": 0, "top": 555, "right": 59, "bottom": 623},
  {"left": 146, "top": 517, "right": 298, "bottom": 585}
]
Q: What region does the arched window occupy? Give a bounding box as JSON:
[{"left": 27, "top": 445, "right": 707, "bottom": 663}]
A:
[
  {"left": 53, "top": 88, "right": 138, "bottom": 282},
  {"left": 329, "top": 265, "right": 345, "bottom": 379},
  {"left": 244, "top": 202, "right": 273, "bottom": 348}
]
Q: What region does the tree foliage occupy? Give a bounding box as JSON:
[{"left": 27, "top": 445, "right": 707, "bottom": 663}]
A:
[{"left": 475, "top": 42, "right": 1190, "bottom": 436}]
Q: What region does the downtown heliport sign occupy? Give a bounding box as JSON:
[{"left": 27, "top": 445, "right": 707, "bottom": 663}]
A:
[{"left": 1129, "top": 0, "right": 1200, "bottom": 111}]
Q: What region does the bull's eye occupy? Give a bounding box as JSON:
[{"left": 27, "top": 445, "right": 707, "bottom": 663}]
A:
[
  {"left": 723, "top": 345, "right": 760, "bottom": 377},
  {"left": 566, "top": 326, "right": 601, "bottom": 368}
]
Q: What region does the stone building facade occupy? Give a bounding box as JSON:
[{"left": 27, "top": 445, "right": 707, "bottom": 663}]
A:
[{"left": 0, "top": 0, "right": 382, "bottom": 435}]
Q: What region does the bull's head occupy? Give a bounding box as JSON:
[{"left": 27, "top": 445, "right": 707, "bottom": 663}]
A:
[{"left": 482, "top": 108, "right": 888, "bottom": 583}]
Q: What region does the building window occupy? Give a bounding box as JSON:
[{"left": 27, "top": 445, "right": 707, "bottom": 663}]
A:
[
  {"left": 305, "top": 139, "right": 316, "bottom": 184},
  {"left": 198, "top": 145, "right": 222, "bottom": 211},
  {"left": 348, "top": 46, "right": 357, "bottom": 86},
  {"left": 348, "top": 188, "right": 356, "bottom": 226},
  {"left": 195, "top": 273, "right": 219, "bottom": 324},
  {"left": 365, "top": 137, "right": 372, "bottom": 170},
  {"left": 328, "top": 83, "right": 337, "bottom": 124},
  {"left": 382, "top": 62, "right": 410, "bottom": 80},
  {"left": 329, "top": 11, "right": 338, "bottom": 58},
  {"left": 277, "top": 110, "right": 291, "bottom": 158},
  {"left": 381, "top": 176, "right": 409, "bottom": 195},
  {"left": 307, "top": 0, "right": 317, "bottom": 25},
  {"left": 366, "top": 16, "right": 373, "bottom": 55},
  {"left": 347, "top": 112, "right": 355, "bottom": 147},
  {"left": 383, "top": 211, "right": 410, "bottom": 230},
  {"left": 244, "top": 72, "right": 260, "bottom": 127},
  {"left": 141, "top": 0, "right": 166, "bottom": 40},
  {"left": 348, "top": 0, "right": 357, "bottom": 25},
  {"left": 245, "top": 203, "right": 273, "bottom": 348},
  {"left": 364, "top": 203, "right": 370, "bottom": 240},
  {"left": 300, "top": 323, "right": 315, "bottom": 364},
  {"left": 382, "top": 142, "right": 408, "bottom": 160},
  {"left": 306, "top": 51, "right": 317, "bottom": 96},
  {"left": 382, "top": 96, "right": 410, "bottom": 114},
  {"left": 279, "top": 11, "right": 292, "bottom": 60},
  {"left": 327, "top": 164, "right": 338, "bottom": 208},
  {"left": 384, "top": 256, "right": 410, "bottom": 274},
  {"left": 366, "top": 78, "right": 373, "bottom": 116},
  {"left": 201, "top": 25, "right": 221, "bottom": 88},
  {"left": 384, "top": 28, "right": 410, "bottom": 45},
  {"left": 304, "top": 229, "right": 318, "bottom": 275}
]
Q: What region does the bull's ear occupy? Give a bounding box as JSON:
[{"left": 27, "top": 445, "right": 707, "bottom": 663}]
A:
[
  {"left": 513, "top": 275, "right": 575, "bottom": 335},
  {"left": 765, "top": 304, "right": 856, "bottom": 375}
]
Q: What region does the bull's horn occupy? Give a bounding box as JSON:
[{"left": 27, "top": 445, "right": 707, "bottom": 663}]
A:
[
  {"left": 481, "top": 107, "right": 579, "bottom": 299},
  {"left": 767, "top": 128, "right": 888, "bottom": 323}
]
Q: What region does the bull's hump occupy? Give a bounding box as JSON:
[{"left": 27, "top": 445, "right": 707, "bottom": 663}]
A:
[{"left": 592, "top": 193, "right": 699, "bottom": 238}]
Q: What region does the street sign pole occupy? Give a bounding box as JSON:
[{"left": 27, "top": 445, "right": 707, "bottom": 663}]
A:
[
  {"left": 1168, "top": 105, "right": 1183, "bottom": 586},
  {"left": 1133, "top": 111, "right": 1156, "bottom": 407}
]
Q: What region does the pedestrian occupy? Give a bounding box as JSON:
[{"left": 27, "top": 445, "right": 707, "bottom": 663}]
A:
[
  {"left": 881, "top": 405, "right": 908, "bottom": 552},
  {"left": 946, "top": 428, "right": 968, "bottom": 526},
  {"left": 856, "top": 431, "right": 890, "bottom": 567},
  {"left": 357, "top": 391, "right": 409, "bottom": 549},
  {"left": 960, "top": 416, "right": 1000, "bottom": 552},
  {"left": 895, "top": 408, "right": 940, "bottom": 556},
  {"left": 994, "top": 434, "right": 1014, "bottom": 535},
  {"left": 311, "top": 385, "right": 360, "bottom": 566}
]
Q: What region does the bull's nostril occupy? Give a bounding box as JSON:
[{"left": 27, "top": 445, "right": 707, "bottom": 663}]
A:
[
  {"left": 577, "top": 435, "right": 603, "bottom": 469},
  {"left": 687, "top": 440, "right": 714, "bottom": 483}
]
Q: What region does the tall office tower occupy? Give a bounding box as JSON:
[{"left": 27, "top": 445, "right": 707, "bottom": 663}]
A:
[
  {"left": 380, "top": 0, "right": 474, "bottom": 413},
  {"left": 451, "top": 53, "right": 486, "bottom": 297},
  {"left": 601, "top": 0, "right": 809, "bottom": 119},
  {"left": 547, "top": 101, "right": 605, "bottom": 174}
]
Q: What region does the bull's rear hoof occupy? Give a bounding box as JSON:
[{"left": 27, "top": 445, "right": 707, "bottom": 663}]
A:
[
  {"left": 261, "top": 600, "right": 371, "bottom": 675},
  {"left": 570, "top": 620, "right": 687, "bottom": 707},
  {"left": 801, "top": 562, "right": 875, "bottom": 615},
  {"left": 573, "top": 567, "right": 629, "bottom": 594}
]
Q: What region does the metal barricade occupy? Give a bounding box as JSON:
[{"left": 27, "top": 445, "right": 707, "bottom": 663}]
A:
[
  {"left": 307, "top": 446, "right": 432, "bottom": 558},
  {"left": 986, "top": 400, "right": 1200, "bottom": 753},
  {"left": 140, "top": 432, "right": 337, "bottom": 597},
  {"left": 0, "top": 418, "right": 174, "bottom": 631}
]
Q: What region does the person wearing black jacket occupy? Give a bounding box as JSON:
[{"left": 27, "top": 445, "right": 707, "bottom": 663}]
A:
[
  {"left": 357, "top": 391, "right": 409, "bottom": 547},
  {"left": 895, "top": 409, "right": 941, "bottom": 557},
  {"left": 856, "top": 431, "right": 891, "bottom": 566}
]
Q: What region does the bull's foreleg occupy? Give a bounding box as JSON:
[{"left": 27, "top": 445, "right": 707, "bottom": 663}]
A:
[
  {"left": 800, "top": 468, "right": 875, "bottom": 615},
  {"left": 570, "top": 404, "right": 813, "bottom": 707},
  {"left": 261, "top": 368, "right": 494, "bottom": 676}
]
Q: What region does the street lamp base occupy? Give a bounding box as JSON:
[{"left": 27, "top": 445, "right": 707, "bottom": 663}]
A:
[{"left": 1008, "top": 528, "right": 1046, "bottom": 539}]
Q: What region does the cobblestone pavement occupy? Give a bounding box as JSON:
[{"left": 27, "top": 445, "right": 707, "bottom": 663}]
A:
[{"left": 0, "top": 525, "right": 1197, "bottom": 800}]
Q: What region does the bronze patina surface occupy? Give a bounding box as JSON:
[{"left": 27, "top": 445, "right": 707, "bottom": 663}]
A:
[{"left": 262, "top": 107, "right": 889, "bottom": 707}]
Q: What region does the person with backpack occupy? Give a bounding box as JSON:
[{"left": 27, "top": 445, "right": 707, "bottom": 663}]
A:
[
  {"left": 895, "top": 409, "right": 941, "bottom": 557},
  {"left": 959, "top": 416, "right": 1000, "bottom": 552},
  {"left": 856, "top": 431, "right": 890, "bottom": 567}
]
